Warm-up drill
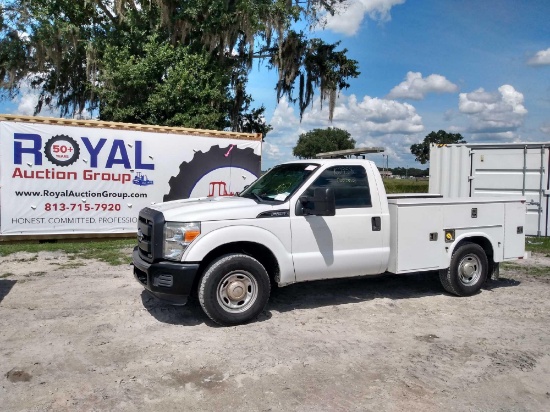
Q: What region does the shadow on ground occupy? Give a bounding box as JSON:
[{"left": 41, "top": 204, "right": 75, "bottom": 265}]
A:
[
  {"left": 0, "top": 279, "right": 17, "bottom": 304},
  {"left": 139, "top": 272, "right": 521, "bottom": 326},
  {"left": 140, "top": 291, "right": 205, "bottom": 326},
  {"left": 269, "top": 272, "right": 520, "bottom": 314}
]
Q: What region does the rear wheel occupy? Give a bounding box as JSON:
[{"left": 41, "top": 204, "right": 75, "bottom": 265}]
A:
[
  {"left": 439, "top": 242, "right": 488, "bottom": 296},
  {"left": 198, "top": 254, "right": 271, "bottom": 326}
]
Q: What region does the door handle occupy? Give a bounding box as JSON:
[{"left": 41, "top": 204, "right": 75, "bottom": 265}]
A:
[{"left": 372, "top": 217, "right": 381, "bottom": 231}]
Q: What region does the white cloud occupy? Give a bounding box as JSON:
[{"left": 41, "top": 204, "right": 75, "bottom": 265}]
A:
[
  {"left": 458, "top": 85, "right": 527, "bottom": 138},
  {"left": 306, "top": 94, "right": 424, "bottom": 135},
  {"left": 322, "top": 0, "right": 406, "bottom": 36},
  {"left": 16, "top": 93, "right": 38, "bottom": 116},
  {"left": 387, "top": 72, "right": 459, "bottom": 100},
  {"left": 269, "top": 97, "right": 301, "bottom": 130},
  {"left": 261, "top": 98, "right": 308, "bottom": 169},
  {"left": 262, "top": 93, "right": 424, "bottom": 169},
  {"left": 262, "top": 141, "right": 283, "bottom": 161},
  {"left": 14, "top": 91, "right": 68, "bottom": 118},
  {"left": 527, "top": 48, "right": 550, "bottom": 66},
  {"left": 11, "top": 79, "right": 93, "bottom": 119},
  {"left": 9, "top": 78, "right": 59, "bottom": 117},
  {"left": 540, "top": 123, "right": 550, "bottom": 135}
]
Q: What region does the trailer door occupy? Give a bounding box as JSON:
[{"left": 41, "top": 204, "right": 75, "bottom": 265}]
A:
[{"left": 470, "top": 146, "right": 550, "bottom": 236}]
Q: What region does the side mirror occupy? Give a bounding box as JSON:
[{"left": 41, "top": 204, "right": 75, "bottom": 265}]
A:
[{"left": 297, "top": 187, "right": 335, "bottom": 216}]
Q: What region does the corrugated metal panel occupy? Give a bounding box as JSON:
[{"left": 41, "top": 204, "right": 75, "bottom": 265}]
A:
[
  {"left": 471, "top": 146, "right": 549, "bottom": 237},
  {"left": 429, "top": 144, "right": 471, "bottom": 197},
  {"left": 429, "top": 143, "right": 550, "bottom": 236}
]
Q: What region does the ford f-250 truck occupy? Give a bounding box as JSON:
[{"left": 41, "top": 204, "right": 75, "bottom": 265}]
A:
[{"left": 133, "top": 159, "right": 526, "bottom": 326}]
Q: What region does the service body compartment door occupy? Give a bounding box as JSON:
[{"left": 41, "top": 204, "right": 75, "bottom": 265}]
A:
[
  {"left": 504, "top": 201, "right": 527, "bottom": 259},
  {"left": 387, "top": 198, "right": 514, "bottom": 273},
  {"left": 387, "top": 204, "right": 444, "bottom": 273}
]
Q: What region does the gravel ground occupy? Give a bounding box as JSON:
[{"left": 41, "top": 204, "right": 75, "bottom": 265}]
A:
[{"left": 1, "top": 250, "right": 550, "bottom": 411}]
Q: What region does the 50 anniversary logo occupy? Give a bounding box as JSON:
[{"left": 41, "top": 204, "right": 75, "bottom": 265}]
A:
[{"left": 12, "top": 133, "right": 155, "bottom": 185}]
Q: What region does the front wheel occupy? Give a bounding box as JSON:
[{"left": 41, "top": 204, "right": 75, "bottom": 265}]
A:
[
  {"left": 198, "top": 254, "right": 271, "bottom": 326},
  {"left": 439, "top": 242, "right": 488, "bottom": 296}
]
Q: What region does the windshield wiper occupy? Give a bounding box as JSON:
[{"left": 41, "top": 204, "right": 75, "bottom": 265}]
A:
[
  {"left": 241, "top": 191, "right": 264, "bottom": 202},
  {"left": 252, "top": 192, "right": 264, "bottom": 202}
]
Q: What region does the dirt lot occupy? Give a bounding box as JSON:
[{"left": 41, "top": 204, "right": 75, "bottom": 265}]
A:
[{"left": 1, "top": 250, "right": 550, "bottom": 412}]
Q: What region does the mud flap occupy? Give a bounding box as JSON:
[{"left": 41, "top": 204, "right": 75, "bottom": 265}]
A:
[{"left": 490, "top": 262, "right": 500, "bottom": 281}]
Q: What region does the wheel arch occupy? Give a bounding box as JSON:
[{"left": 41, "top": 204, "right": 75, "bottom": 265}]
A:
[
  {"left": 454, "top": 236, "right": 493, "bottom": 258},
  {"left": 199, "top": 241, "right": 279, "bottom": 283},
  {"left": 450, "top": 235, "right": 496, "bottom": 273},
  {"left": 184, "top": 225, "right": 294, "bottom": 285}
]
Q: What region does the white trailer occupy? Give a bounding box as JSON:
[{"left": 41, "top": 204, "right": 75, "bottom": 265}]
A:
[
  {"left": 429, "top": 143, "right": 550, "bottom": 236},
  {"left": 0, "top": 115, "right": 262, "bottom": 238}
]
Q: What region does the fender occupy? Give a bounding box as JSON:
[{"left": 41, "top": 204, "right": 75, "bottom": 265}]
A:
[
  {"left": 183, "top": 225, "right": 296, "bottom": 285},
  {"left": 445, "top": 231, "right": 503, "bottom": 267}
]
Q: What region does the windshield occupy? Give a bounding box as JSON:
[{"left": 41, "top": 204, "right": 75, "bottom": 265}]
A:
[{"left": 239, "top": 163, "right": 319, "bottom": 202}]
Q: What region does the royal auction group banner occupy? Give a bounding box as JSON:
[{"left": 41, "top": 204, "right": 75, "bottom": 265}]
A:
[{"left": 0, "top": 119, "right": 261, "bottom": 236}]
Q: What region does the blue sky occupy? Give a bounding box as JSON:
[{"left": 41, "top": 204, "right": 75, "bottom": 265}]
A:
[
  {"left": 251, "top": 0, "right": 550, "bottom": 170},
  {"left": 3, "top": 0, "right": 549, "bottom": 171}
]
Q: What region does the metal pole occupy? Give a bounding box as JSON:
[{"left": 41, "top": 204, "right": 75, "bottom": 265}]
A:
[
  {"left": 538, "top": 146, "right": 544, "bottom": 237},
  {"left": 521, "top": 146, "right": 527, "bottom": 196}
]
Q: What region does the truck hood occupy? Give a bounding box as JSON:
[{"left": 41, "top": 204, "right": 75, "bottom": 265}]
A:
[{"left": 149, "top": 196, "right": 285, "bottom": 222}]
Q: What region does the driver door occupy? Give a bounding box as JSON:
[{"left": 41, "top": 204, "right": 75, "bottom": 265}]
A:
[{"left": 290, "top": 164, "right": 386, "bottom": 281}]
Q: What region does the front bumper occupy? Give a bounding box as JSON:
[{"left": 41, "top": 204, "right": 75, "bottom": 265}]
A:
[{"left": 132, "top": 247, "right": 200, "bottom": 305}]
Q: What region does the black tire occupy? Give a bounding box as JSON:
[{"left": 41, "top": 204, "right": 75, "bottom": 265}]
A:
[
  {"left": 164, "top": 145, "right": 261, "bottom": 201},
  {"left": 439, "top": 242, "right": 488, "bottom": 296},
  {"left": 198, "top": 254, "right": 271, "bottom": 326}
]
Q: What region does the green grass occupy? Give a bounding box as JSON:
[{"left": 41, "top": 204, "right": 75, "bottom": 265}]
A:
[
  {"left": 25, "top": 271, "right": 47, "bottom": 277},
  {"left": 0, "top": 232, "right": 548, "bottom": 267},
  {"left": 55, "top": 262, "right": 87, "bottom": 270},
  {"left": 0, "top": 239, "right": 136, "bottom": 266},
  {"left": 525, "top": 236, "right": 550, "bottom": 255},
  {"left": 501, "top": 262, "right": 550, "bottom": 276},
  {"left": 383, "top": 179, "right": 429, "bottom": 194}
]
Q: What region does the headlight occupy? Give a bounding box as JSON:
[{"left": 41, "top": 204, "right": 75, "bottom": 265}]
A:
[{"left": 163, "top": 222, "right": 201, "bottom": 261}]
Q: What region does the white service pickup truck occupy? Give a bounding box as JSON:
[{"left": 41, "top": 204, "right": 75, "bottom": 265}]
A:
[{"left": 133, "top": 159, "right": 526, "bottom": 325}]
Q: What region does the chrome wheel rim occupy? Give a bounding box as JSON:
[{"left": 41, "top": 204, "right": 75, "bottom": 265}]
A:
[
  {"left": 217, "top": 271, "right": 258, "bottom": 313},
  {"left": 458, "top": 253, "right": 482, "bottom": 285}
]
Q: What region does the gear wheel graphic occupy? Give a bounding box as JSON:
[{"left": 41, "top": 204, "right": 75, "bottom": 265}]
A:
[
  {"left": 164, "top": 145, "right": 260, "bottom": 201},
  {"left": 44, "top": 134, "right": 81, "bottom": 167}
]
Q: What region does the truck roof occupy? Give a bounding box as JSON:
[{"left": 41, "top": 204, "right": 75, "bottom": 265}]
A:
[{"left": 281, "top": 158, "right": 376, "bottom": 167}]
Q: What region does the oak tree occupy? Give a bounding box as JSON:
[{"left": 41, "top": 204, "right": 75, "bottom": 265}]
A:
[
  {"left": 0, "top": 0, "right": 359, "bottom": 133},
  {"left": 293, "top": 127, "right": 355, "bottom": 159},
  {"left": 410, "top": 130, "right": 466, "bottom": 164}
]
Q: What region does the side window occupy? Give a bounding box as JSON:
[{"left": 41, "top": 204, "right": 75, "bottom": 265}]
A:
[{"left": 305, "top": 166, "right": 372, "bottom": 209}]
